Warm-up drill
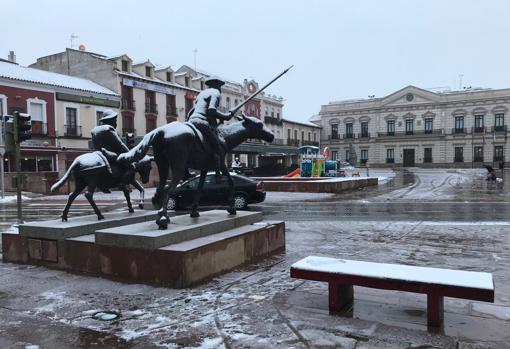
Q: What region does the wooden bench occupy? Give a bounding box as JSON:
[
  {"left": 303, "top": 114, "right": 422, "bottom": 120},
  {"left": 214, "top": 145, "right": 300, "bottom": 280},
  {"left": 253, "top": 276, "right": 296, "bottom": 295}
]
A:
[{"left": 290, "top": 256, "right": 494, "bottom": 327}]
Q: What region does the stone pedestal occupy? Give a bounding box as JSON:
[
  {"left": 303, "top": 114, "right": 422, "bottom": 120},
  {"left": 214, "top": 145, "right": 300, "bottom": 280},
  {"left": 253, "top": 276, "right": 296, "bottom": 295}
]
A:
[{"left": 2, "top": 210, "right": 285, "bottom": 288}]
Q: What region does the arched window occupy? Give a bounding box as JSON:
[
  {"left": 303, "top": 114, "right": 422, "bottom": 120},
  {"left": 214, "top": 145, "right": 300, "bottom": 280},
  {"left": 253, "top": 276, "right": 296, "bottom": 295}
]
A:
[{"left": 226, "top": 97, "right": 231, "bottom": 110}]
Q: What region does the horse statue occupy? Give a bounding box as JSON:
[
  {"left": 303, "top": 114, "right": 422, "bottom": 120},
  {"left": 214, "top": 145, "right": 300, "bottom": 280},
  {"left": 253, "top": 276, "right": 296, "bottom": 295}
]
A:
[
  {"left": 117, "top": 114, "right": 274, "bottom": 229},
  {"left": 50, "top": 151, "right": 153, "bottom": 221}
]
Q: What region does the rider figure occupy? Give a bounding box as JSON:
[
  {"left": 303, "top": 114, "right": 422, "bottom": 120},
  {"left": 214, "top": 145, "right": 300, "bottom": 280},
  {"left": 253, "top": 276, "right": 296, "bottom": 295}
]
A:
[
  {"left": 91, "top": 109, "right": 131, "bottom": 180},
  {"left": 188, "top": 76, "right": 234, "bottom": 179}
]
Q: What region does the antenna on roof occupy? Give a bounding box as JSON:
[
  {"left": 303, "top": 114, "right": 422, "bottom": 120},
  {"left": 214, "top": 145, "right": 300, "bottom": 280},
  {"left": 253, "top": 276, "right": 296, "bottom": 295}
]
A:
[
  {"left": 193, "top": 49, "right": 198, "bottom": 76},
  {"left": 70, "top": 33, "right": 79, "bottom": 49}
]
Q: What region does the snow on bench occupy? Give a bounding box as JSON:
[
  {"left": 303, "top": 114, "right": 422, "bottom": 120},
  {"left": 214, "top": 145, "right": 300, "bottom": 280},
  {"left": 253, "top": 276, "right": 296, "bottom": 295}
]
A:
[{"left": 290, "top": 256, "right": 494, "bottom": 327}]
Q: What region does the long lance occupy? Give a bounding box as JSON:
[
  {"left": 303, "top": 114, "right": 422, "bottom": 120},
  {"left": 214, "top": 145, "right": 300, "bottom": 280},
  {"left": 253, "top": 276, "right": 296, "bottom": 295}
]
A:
[{"left": 231, "top": 65, "right": 293, "bottom": 116}]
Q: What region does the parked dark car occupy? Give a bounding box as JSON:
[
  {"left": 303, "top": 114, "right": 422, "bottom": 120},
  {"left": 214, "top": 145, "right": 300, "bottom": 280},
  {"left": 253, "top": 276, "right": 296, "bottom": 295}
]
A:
[{"left": 167, "top": 173, "right": 266, "bottom": 210}]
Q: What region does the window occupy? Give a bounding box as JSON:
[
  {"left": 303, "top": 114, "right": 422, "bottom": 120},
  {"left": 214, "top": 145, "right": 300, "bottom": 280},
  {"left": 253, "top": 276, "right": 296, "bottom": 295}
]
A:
[
  {"left": 16, "top": 152, "right": 55, "bottom": 172},
  {"left": 454, "top": 147, "right": 464, "bottom": 162},
  {"left": 145, "top": 91, "right": 156, "bottom": 113},
  {"left": 185, "top": 77, "right": 190, "bottom": 87},
  {"left": 331, "top": 124, "right": 338, "bottom": 139},
  {"left": 308, "top": 132, "right": 311, "bottom": 141},
  {"left": 166, "top": 72, "right": 173, "bottom": 82},
  {"left": 65, "top": 107, "right": 78, "bottom": 136},
  {"left": 455, "top": 116, "right": 464, "bottom": 133},
  {"left": 294, "top": 130, "right": 298, "bottom": 140},
  {"left": 29, "top": 101, "right": 46, "bottom": 135},
  {"left": 495, "top": 113, "right": 505, "bottom": 131},
  {"left": 405, "top": 119, "right": 414, "bottom": 135},
  {"left": 424, "top": 148, "right": 432, "bottom": 163},
  {"left": 145, "top": 66, "right": 151, "bottom": 77},
  {"left": 387, "top": 120, "right": 395, "bottom": 136},
  {"left": 122, "top": 115, "right": 134, "bottom": 134},
  {"left": 287, "top": 129, "right": 291, "bottom": 140},
  {"left": 345, "top": 150, "right": 350, "bottom": 162},
  {"left": 474, "top": 115, "right": 484, "bottom": 132},
  {"left": 301, "top": 131, "right": 304, "bottom": 142},
  {"left": 494, "top": 146, "right": 504, "bottom": 161},
  {"left": 345, "top": 122, "right": 353, "bottom": 138},
  {"left": 166, "top": 94, "right": 176, "bottom": 116},
  {"left": 424, "top": 118, "right": 433, "bottom": 134},
  {"left": 361, "top": 121, "right": 369, "bottom": 138},
  {"left": 121, "top": 60, "right": 129, "bottom": 72},
  {"left": 331, "top": 151, "right": 338, "bottom": 161},
  {"left": 96, "top": 111, "right": 103, "bottom": 125},
  {"left": 360, "top": 149, "right": 368, "bottom": 164},
  {"left": 185, "top": 96, "right": 194, "bottom": 116},
  {"left": 37, "top": 155, "right": 54, "bottom": 172},
  {"left": 277, "top": 112, "right": 280, "bottom": 118},
  {"left": 226, "top": 97, "right": 231, "bottom": 110},
  {"left": 146, "top": 117, "right": 157, "bottom": 133},
  {"left": 313, "top": 133, "right": 317, "bottom": 142},
  {"left": 386, "top": 148, "right": 395, "bottom": 163},
  {"left": 474, "top": 146, "right": 484, "bottom": 162},
  {"left": 121, "top": 85, "right": 134, "bottom": 110}
]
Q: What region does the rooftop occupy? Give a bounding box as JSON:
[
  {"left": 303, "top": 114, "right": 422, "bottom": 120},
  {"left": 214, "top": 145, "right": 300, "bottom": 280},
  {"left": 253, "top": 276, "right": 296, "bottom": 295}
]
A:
[{"left": 0, "top": 61, "right": 118, "bottom": 96}]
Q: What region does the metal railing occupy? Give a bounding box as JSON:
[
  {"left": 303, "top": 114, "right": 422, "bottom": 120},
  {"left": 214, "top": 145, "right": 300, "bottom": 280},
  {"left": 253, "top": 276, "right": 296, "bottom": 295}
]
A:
[
  {"left": 454, "top": 156, "right": 464, "bottom": 162},
  {"left": 31, "top": 122, "right": 47, "bottom": 135},
  {"left": 272, "top": 138, "right": 284, "bottom": 145},
  {"left": 121, "top": 98, "right": 135, "bottom": 111},
  {"left": 378, "top": 129, "right": 443, "bottom": 137},
  {"left": 287, "top": 139, "right": 300, "bottom": 147},
  {"left": 344, "top": 133, "right": 354, "bottom": 139},
  {"left": 64, "top": 125, "right": 82, "bottom": 137},
  {"left": 358, "top": 132, "right": 370, "bottom": 138},
  {"left": 472, "top": 126, "right": 486, "bottom": 133},
  {"left": 452, "top": 128, "right": 467, "bottom": 134},
  {"left": 386, "top": 158, "right": 395, "bottom": 163},
  {"left": 145, "top": 103, "right": 158, "bottom": 114},
  {"left": 494, "top": 156, "right": 505, "bottom": 162},
  {"left": 473, "top": 157, "right": 484, "bottom": 162},
  {"left": 302, "top": 140, "right": 319, "bottom": 147},
  {"left": 166, "top": 105, "right": 177, "bottom": 116},
  {"left": 264, "top": 116, "right": 283, "bottom": 125},
  {"left": 423, "top": 157, "right": 433, "bottom": 163},
  {"left": 492, "top": 125, "right": 507, "bottom": 132},
  {"left": 328, "top": 134, "right": 339, "bottom": 140}
]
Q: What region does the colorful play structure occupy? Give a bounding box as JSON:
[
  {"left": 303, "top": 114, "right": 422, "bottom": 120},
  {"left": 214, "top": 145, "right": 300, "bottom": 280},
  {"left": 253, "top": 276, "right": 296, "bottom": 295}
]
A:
[{"left": 283, "top": 146, "right": 339, "bottom": 178}]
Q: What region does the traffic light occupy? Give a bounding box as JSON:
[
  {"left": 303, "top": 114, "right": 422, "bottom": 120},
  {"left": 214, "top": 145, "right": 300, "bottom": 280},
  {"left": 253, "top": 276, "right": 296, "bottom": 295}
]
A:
[
  {"left": 125, "top": 132, "right": 135, "bottom": 148},
  {"left": 14, "top": 111, "right": 31, "bottom": 143},
  {"left": 4, "top": 118, "right": 15, "bottom": 154}
]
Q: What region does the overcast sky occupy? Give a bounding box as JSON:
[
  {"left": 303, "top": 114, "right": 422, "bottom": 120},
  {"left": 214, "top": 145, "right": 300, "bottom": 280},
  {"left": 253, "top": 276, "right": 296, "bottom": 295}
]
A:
[{"left": 2, "top": 0, "right": 510, "bottom": 121}]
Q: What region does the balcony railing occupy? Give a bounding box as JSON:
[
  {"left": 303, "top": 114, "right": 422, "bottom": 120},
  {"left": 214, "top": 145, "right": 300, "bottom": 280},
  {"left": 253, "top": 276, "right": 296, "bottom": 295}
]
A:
[
  {"left": 377, "top": 129, "right": 443, "bottom": 137},
  {"left": 386, "top": 158, "right": 395, "bottom": 163},
  {"left": 31, "top": 122, "right": 47, "bottom": 135},
  {"left": 121, "top": 98, "right": 135, "bottom": 111},
  {"left": 344, "top": 133, "right": 354, "bottom": 139},
  {"left": 358, "top": 132, "right": 370, "bottom": 138},
  {"left": 328, "top": 134, "right": 339, "bottom": 140},
  {"left": 264, "top": 116, "right": 283, "bottom": 125},
  {"left": 472, "top": 126, "right": 486, "bottom": 133},
  {"left": 473, "top": 156, "right": 484, "bottom": 162},
  {"left": 166, "top": 105, "right": 177, "bottom": 116},
  {"left": 452, "top": 128, "right": 467, "bottom": 134},
  {"left": 122, "top": 128, "right": 136, "bottom": 136},
  {"left": 454, "top": 156, "right": 464, "bottom": 163},
  {"left": 272, "top": 138, "right": 284, "bottom": 145},
  {"left": 145, "top": 103, "right": 158, "bottom": 114},
  {"left": 302, "top": 140, "right": 319, "bottom": 147},
  {"left": 287, "top": 139, "right": 300, "bottom": 147},
  {"left": 492, "top": 125, "right": 507, "bottom": 132},
  {"left": 64, "top": 125, "right": 82, "bottom": 137},
  {"left": 423, "top": 157, "right": 433, "bottom": 163},
  {"left": 494, "top": 156, "right": 505, "bottom": 162}
]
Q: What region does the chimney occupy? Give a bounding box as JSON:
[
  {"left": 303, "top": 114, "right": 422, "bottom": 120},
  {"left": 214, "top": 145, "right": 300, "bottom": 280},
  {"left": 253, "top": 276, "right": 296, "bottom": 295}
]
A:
[{"left": 8, "top": 51, "right": 16, "bottom": 63}]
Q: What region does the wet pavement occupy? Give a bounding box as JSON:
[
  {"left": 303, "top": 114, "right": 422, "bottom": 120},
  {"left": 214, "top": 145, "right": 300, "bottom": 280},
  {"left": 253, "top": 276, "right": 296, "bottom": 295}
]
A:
[{"left": 1, "top": 168, "right": 510, "bottom": 348}]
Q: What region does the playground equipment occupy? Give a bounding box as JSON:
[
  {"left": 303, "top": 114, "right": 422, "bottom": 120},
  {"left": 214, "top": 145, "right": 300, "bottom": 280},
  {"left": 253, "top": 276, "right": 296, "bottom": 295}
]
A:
[{"left": 299, "top": 146, "right": 325, "bottom": 177}]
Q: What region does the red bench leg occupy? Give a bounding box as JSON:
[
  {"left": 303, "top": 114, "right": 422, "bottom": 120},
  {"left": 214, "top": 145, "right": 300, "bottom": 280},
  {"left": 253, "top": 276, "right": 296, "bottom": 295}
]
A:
[
  {"left": 328, "top": 282, "right": 353, "bottom": 312},
  {"left": 427, "top": 293, "right": 444, "bottom": 327}
]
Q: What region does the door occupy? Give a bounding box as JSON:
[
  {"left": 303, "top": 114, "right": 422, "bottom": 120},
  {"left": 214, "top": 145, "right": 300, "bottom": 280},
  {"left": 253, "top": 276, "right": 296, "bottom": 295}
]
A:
[{"left": 403, "top": 149, "right": 415, "bottom": 167}]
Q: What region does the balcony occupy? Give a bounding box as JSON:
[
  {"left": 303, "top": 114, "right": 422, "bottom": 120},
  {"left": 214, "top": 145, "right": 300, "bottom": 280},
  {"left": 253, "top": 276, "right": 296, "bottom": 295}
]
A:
[
  {"left": 454, "top": 156, "right": 464, "bottom": 163},
  {"left": 122, "top": 128, "right": 136, "bottom": 136},
  {"left": 473, "top": 156, "right": 484, "bottom": 162},
  {"left": 452, "top": 128, "right": 467, "bottom": 134},
  {"left": 145, "top": 103, "right": 158, "bottom": 114},
  {"left": 31, "top": 122, "right": 47, "bottom": 135},
  {"left": 423, "top": 157, "right": 433, "bottom": 163},
  {"left": 328, "top": 134, "right": 339, "bottom": 140},
  {"left": 344, "top": 133, "right": 354, "bottom": 139},
  {"left": 492, "top": 125, "right": 507, "bottom": 132},
  {"left": 264, "top": 116, "right": 283, "bottom": 125},
  {"left": 302, "top": 140, "right": 319, "bottom": 147},
  {"left": 472, "top": 126, "right": 486, "bottom": 133},
  {"left": 358, "top": 132, "right": 370, "bottom": 139},
  {"left": 121, "top": 98, "right": 135, "bottom": 111},
  {"left": 287, "top": 139, "right": 300, "bottom": 147},
  {"left": 494, "top": 156, "right": 504, "bottom": 162},
  {"left": 166, "top": 105, "right": 177, "bottom": 116},
  {"left": 386, "top": 158, "right": 395, "bottom": 163},
  {"left": 64, "top": 125, "right": 82, "bottom": 137},
  {"left": 272, "top": 138, "right": 284, "bottom": 145},
  {"left": 377, "top": 130, "right": 443, "bottom": 137}
]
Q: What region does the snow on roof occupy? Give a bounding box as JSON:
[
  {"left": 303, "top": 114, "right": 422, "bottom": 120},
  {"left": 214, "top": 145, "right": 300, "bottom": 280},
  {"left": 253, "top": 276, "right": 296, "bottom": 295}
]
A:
[
  {"left": 282, "top": 117, "right": 321, "bottom": 128},
  {"left": 106, "top": 53, "right": 130, "bottom": 60},
  {"left": 0, "top": 61, "right": 118, "bottom": 96}
]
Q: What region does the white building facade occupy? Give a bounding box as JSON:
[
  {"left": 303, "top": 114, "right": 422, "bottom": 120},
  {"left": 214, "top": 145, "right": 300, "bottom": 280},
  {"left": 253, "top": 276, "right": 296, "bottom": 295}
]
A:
[{"left": 317, "top": 86, "right": 510, "bottom": 168}]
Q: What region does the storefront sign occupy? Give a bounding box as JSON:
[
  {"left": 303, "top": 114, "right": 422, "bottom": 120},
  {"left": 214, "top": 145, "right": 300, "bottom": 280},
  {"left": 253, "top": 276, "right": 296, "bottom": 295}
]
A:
[
  {"left": 123, "top": 78, "right": 176, "bottom": 95},
  {"left": 56, "top": 92, "right": 120, "bottom": 107}
]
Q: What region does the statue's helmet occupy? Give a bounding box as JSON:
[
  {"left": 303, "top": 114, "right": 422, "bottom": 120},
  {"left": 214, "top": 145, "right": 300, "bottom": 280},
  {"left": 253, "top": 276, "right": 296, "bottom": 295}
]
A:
[
  {"left": 99, "top": 109, "right": 118, "bottom": 122},
  {"left": 205, "top": 76, "right": 225, "bottom": 88}
]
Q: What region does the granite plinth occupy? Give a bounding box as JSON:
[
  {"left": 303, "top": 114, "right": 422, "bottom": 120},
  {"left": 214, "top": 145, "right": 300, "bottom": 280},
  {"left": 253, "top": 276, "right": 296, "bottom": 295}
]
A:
[
  {"left": 95, "top": 210, "right": 263, "bottom": 250},
  {"left": 19, "top": 210, "right": 161, "bottom": 240}
]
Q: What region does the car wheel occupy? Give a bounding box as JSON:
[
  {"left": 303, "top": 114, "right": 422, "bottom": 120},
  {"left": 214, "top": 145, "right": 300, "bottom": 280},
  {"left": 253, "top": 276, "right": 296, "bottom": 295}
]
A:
[
  {"left": 233, "top": 194, "right": 247, "bottom": 210},
  {"left": 167, "top": 197, "right": 177, "bottom": 210}
]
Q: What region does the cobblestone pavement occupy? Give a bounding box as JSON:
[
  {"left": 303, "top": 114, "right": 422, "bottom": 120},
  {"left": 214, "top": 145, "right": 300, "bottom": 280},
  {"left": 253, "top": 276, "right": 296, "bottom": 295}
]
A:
[{"left": 1, "top": 169, "right": 509, "bottom": 348}]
